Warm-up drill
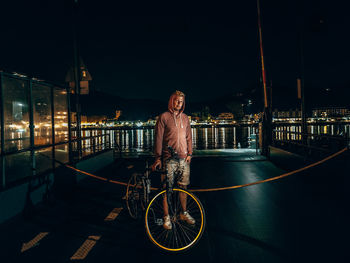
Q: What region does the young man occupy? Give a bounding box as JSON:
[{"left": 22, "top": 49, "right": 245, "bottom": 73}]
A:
[{"left": 152, "top": 90, "right": 195, "bottom": 230}]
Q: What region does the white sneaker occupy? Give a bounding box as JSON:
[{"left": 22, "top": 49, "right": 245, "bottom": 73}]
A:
[
  {"left": 179, "top": 211, "right": 195, "bottom": 225},
  {"left": 163, "top": 215, "right": 172, "bottom": 230}
]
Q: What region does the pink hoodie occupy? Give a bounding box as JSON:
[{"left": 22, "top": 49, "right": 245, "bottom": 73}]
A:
[{"left": 154, "top": 93, "right": 192, "bottom": 161}]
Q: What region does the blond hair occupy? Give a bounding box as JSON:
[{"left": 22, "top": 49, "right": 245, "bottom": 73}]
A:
[{"left": 173, "top": 90, "right": 185, "bottom": 97}]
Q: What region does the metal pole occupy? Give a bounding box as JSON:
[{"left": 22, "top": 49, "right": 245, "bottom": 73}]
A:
[
  {"left": 257, "top": 0, "right": 271, "bottom": 157},
  {"left": 73, "top": 0, "right": 82, "bottom": 159},
  {"left": 67, "top": 87, "right": 72, "bottom": 163},
  {"left": 297, "top": 21, "right": 308, "bottom": 148},
  {"left": 28, "top": 80, "right": 36, "bottom": 178},
  {"left": 0, "top": 72, "right": 5, "bottom": 188},
  {"left": 257, "top": 0, "right": 268, "bottom": 109},
  {"left": 51, "top": 85, "right": 55, "bottom": 170}
]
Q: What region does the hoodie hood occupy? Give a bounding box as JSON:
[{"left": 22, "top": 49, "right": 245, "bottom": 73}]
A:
[
  {"left": 154, "top": 94, "right": 192, "bottom": 160},
  {"left": 168, "top": 92, "right": 185, "bottom": 114}
]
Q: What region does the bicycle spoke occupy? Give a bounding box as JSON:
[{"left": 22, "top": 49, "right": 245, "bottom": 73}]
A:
[
  {"left": 152, "top": 199, "right": 163, "bottom": 213},
  {"left": 174, "top": 221, "right": 189, "bottom": 246},
  {"left": 186, "top": 198, "right": 198, "bottom": 211},
  {"left": 175, "top": 221, "right": 194, "bottom": 244},
  {"left": 165, "top": 231, "right": 171, "bottom": 248},
  {"left": 152, "top": 227, "right": 165, "bottom": 241},
  {"left": 177, "top": 224, "right": 186, "bottom": 248},
  {"left": 170, "top": 227, "right": 175, "bottom": 249},
  {"left": 173, "top": 223, "right": 180, "bottom": 249},
  {"left": 178, "top": 220, "right": 198, "bottom": 236},
  {"left": 155, "top": 228, "right": 168, "bottom": 243},
  {"left": 158, "top": 232, "right": 167, "bottom": 247}
]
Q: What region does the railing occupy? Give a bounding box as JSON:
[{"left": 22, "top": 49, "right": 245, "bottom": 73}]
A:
[
  {"left": 83, "top": 126, "right": 261, "bottom": 153},
  {"left": 72, "top": 131, "right": 116, "bottom": 158},
  {"left": 272, "top": 128, "right": 349, "bottom": 156}
]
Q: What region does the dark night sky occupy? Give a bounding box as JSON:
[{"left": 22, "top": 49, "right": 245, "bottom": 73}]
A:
[{"left": 0, "top": 0, "right": 349, "bottom": 107}]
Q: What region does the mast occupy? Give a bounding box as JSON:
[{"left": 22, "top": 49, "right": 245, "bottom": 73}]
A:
[
  {"left": 257, "top": 0, "right": 268, "bottom": 109},
  {"left": 257, "top": 0, "right": 271, "bottom": 157}
]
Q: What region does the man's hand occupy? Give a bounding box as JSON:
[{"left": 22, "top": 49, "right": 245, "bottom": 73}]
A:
[
  {"left": 152, "top": 159, "right": 162, "bottom": 171},
  {"left": 185, "top": 155, "right": 192, "bottom": 163}
]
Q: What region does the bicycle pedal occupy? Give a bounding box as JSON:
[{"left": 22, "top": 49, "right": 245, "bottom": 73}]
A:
[{"left": 155, "top": 218, "right": 163, "bottom": 226}]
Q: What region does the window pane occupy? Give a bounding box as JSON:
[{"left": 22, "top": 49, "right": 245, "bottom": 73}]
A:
[
  {"left": 54, "top": 88, "right": 68, "bottom": 143},
  {"left": 3, "top": 77, "right": 30, "bottom": 152},
  {"left": 81, "top": 137, "right": 92, "bottom": 157},
  {"left": 5, "top": 151, "right": 31, "bottom": 185},
  {"left": 33, "top": 83, "right": 52, "bottom": 146},
  {"left": 55, "top": 143, "right": 69, "bottom": 167},
  {"left": 35, "top": 147, "right": 53, "bottom": 174}
]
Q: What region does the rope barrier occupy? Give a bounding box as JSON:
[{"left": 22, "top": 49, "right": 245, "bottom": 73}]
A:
[
  {"left": 61, "top": 147, "right": 348, "bottom": 193},
  {"left": 190, "top": 147, "right": 348, "bottom": 192},
  {"left": 65, "top": 164, "right": 128, "bottom": 187}
]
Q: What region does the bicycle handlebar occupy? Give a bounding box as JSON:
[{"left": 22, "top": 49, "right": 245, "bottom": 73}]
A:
[
  {"left": 145, "top": 145, "right": 176, "bottom": 175},
  {"left": 146, "top": 167, "right": 165, "bottom": 174}
]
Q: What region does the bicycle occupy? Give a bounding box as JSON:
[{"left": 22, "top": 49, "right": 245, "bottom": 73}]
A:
[
  {"left": 125, "top": 155, "right": 206, "bottom": 252},
  {"left": 126, "top": 162, "right": 151, "bottom": 219}
]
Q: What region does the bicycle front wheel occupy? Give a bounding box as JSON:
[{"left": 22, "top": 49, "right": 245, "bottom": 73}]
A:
[{"left": 145, "top": 188, "right": 206, "bottom": 252}]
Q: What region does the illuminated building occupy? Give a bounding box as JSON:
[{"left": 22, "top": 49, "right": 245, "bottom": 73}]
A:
[
  {"left": 312, "top": 107, "right": 350, "bottom": 118},
  {"left": 217, "top": 112, "right": 234, "bottom": 120}
]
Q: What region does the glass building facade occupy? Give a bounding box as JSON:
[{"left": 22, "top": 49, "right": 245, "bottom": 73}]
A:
[
  {"left": 0, "top": 72, "right": 112, "bottom": 191},
  {"left": 0, "top": 72, "right": 114, "bottom": 191},
  {"left": 0, "top": 73, "right": 71, "bottom": 189}
]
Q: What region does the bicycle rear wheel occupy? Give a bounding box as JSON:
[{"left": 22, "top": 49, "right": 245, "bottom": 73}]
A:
[
  {"left": 145, "top": 188, "right": 206, "bottom": 252},
  {"left": 126, "top": 174, "right": 145, "bottom": 219}
]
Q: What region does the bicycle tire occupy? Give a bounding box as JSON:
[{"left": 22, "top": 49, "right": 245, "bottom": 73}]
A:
[
  {"left": 145, "top": 188, "right": 206, "bottom": 252},
  {"left": 140, "top": 178, "right": 149, "bottom": 211},
  {"left": 126, "top": 174, "right": 144, "bottom": 219}
]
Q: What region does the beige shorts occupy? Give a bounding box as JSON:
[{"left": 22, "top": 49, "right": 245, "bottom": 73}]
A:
[{"left": 162, "top": 158, "right": 190, "bottom": 187}]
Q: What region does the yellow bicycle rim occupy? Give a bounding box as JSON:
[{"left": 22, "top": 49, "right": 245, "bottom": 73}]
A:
[{"left": 145, "top": 188, "right": 205, "bottom": 252}]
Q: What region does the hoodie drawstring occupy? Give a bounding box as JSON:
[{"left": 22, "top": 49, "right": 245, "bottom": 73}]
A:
[
  {"left": 180, "top": 113, "right": 183, "bottom": 128},
  {"left": 173, "top": 113, "right": 184, "bottom": 129},
  {"left": 173, "top": 113, "right": 177, "bottom": 127}
]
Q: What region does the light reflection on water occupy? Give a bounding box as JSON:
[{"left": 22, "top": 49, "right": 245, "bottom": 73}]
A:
[
  {"left": 113, "top": 123, "right": 350, "bottom": 152},
  {"left": 274, "top": 123, "right": 350, "bottom": 140},
  {"left": 5, "top": 124, "right": 350, "bottom": 153},
  {"left": 113, "top": 126, "right": 260, "bottom": 152}
]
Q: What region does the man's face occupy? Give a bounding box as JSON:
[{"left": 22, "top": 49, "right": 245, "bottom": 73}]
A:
[{"left": 173, "top": 96, "right": 184, "bottom": 112}]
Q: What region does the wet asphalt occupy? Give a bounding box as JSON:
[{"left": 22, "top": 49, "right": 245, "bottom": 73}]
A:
[{"left": 0, "top": 148, "right": 348, "bottom": 263}]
